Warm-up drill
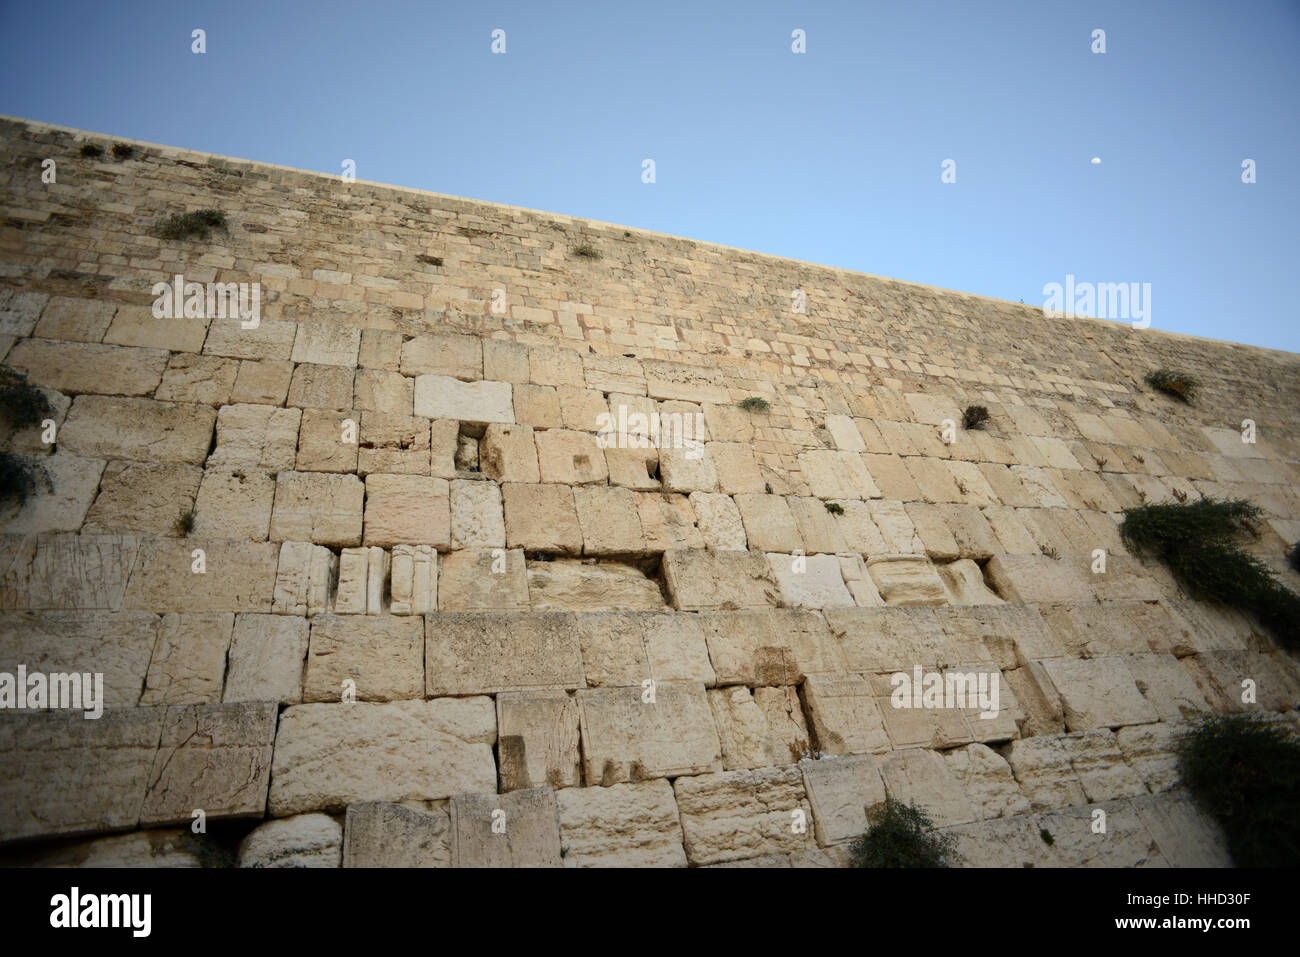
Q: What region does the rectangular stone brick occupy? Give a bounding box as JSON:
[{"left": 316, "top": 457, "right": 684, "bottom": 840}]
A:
[
  {"left": 425, "top": 611, "right": 585, "bottom": 696},
  {"left": 577, "top": 682, "right": 722, "bottom": 785},
  {"left": 304, "top": 613, "right": 424, "bottom": 702}
]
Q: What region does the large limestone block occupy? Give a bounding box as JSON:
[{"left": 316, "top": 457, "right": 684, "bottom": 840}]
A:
[
  {"left": 574, "top": 486, "right": 645, "bottom": 555},
  {"left": 13, "top": 828, "right": 211, "bottom": 868},
  {"left": 513, "top": 383, "right": 562, "bottom": 428},
  {"left": 766, "top": 552, "right": 855, "bottom": 609},
  {"left": 1001, "top": 735, "right": 1088, "bottom": 810},
  {"left": 230, "top": 358, "right": 293, "bottom": 405},
  {"left": 689, "top": 491, "right": 748, "bottom": 550},
  {"left": 343, "top": 802, "right": 451, "bottom": 867},
  {"left": 0, "top": 454, "right": 103, "bottom": 535},
  {"left": 937, "top": 558, "right": 1004, "bottom": 605},
  {"left": 575, "top": 611, "right": 715, "bottom": 687},
  {"left": 577, "top": 682, "right": 722, "bottom": 785},
  {"left": 141, "top": 701, "right": 278, "bottom": 826},
  {"left": 271, "top": 541, "right": 336, "bottom": 617},
  {"left": 800, "top": 673, "right": 890, "bottom": 755},
  {"left": 269, "top": 698, "right": 497, "bottom": 814},
  {"left": 389, "top": 544, "right": 437, "bottom": 615},
  {"left": 287, "top": 363, "right": 354, "bottom": 411},
  {"left": 786, "top": 497, "right": 850, "bottom": 555},
  {"left": 59, "top": 396, "right": 216, "bottom": 465},
  {"left": 605, "top": 446, "right": 661, "bottom": 491},
  {"left": 0, "top": 611, "right": 158, "bottom": 708},
  {"left": 933, "top": 604, "right": 1062, "bottom": 669},
  {"left": 709, "top": 685, "right": 812, "bottom": 769},
  {"left": 869, "top": 669, "right": 978, "bottom": 751},
  {"left": 140, "top": 612, "right": 234, "bottom": 706},
  {"left": 295, "top": 409, "right": 360, "bottom": 473},
  {"left": 866, "top": 555, "right": 948, "bottom": 605},
  {"left": 0, "top": 533, "right": 139, "bottom": 612},
  {"left": 192, "top": 469, "right": 275, "bottom": 541},
  {"left": 362, "top": 474, "right": 449, "bottom": 548},
  {"left": 1038, "top": 656, "right": 1159, "bottom": 731},
  {"left": 7, "top": 338, "right": 168, "bottom": 396},
  {"left": 1130, "top": 792, "right": 1232, "bottom": 868},
  {"left": 673, "top": 766, "right": 816, "bottom": 866},
  {"left": 583, "top": 353, "right": 646, "bottom": 395},
  {"left": 1036, "top": 800, "right": 1168, "bottom": 868},
  {"left": 238, "top": 813, "right": 343, "bottom": 868},
  {"left": 480, "top": 423, "right": 540, "bottom": 483},
  {"left": 1122, "top": 652, "right": 1211, "bottom": 722},
  {"left": 425, "top": 611, "right": 585, "bottom": 696},
  {"left": 436, "top": 548, "right": 529, "bottom": 610},
  {"left": 708, "top": 442, "right": 766, "bottom": 494},
  {"left": 497, "top": 690, "right": 582, "bottom": 791},
  {"left": 482, "top": 339, "right": 530, "bottom": 383},
  {"left": 224, "top": 613, "right": 309, "bottom": 705},
  {"left": 208, "top": 403, "right": 301, "bottom": 471},
  {"left": 502, "top": 483, "right": 582, "bottom": 554},
  {"left": 734, "top": 494, "right": 802, "bottom": 552},
  {"left": 1115, "top": 722, "right": 1184, "bottom": 794},
  {"left": 353, "top": 370, "right": 414, "bottom": 416},
  {"left": 942, "top": 743, "right": 1031, "bottom": 820},
  {"left": 526, "top": 558, "right": 665, "bottom": 611},
  {"left": 700, "top": 608, "right": 844, "bottom": 685},
  {"left": 658, "top": 446, "right": 717, "bottom": 493},
  {"left": 303, "top": 613, "right": 424, "bottom": 703},
  {"left": 0, "top": 707, "right": 164, "bottom": 843},
  {"left": 635, "top": 492, "right": 704, "bottom": 551},
  {"left": 535, "top": 429, "right": 609, "bottom": 484},
  {"left": 203, "top": 318, "right": 297, "bottom": 360},
  {"left": 413, "top": 375, "right": 513, "bottom": 424},
  {"left": 1064, "top": 729, "right": 1148, "bottom": 803},
  {"left": 122, "top": 540, "right": 279, "bottom": 613},
  {"left": 449, "top": 787, "right": 563, "bottom": 868},
  {"left": 30, "top": 294, "right": 113, "bottom": 341},
  {"left": 823, "top": 605, "right": 951, "bottom": 672},
  {"left": 800, "top": 753, "right": 887, "bottom": 846},
  {"left": 291, "top": 321, "right": 360, "bottom": 368},
  {"left": 662, "top": 548, "right": 780, "bottom": 610},
  {"left": 867, "top": 500, "right": 924, "bottom": 554},
  {"left": 400, "top": 331, "right": 482, "bottom": 380},
  {"left": 450, "top": 479, "right": 505, "bottom": 549},
  {"left": 556, "top": 780, "right": 687, "bottom": 867},
  {"left": 983, "top": 554, "right": 1095, "bottom": 603},
  {"left": 877, "top": 748, "right": 978, "bottom": 827},
  {"left": 799, "top": 450, "right": 881, "bottom": 500},
  {"left": 557, "top": 385, "right": 610, "bottom": 431},
  {"left": 270, "top": 471, "right": 364, "bottom": 547},
  {"left": 82, "top": 462, "right": 203, "bottom": 536},
  {"left": 529, "top": 345, "right": 586, "bottom": 388}
]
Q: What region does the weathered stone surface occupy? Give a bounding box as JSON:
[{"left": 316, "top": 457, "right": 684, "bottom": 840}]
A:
[
  {"left": 735, "top": 494, "right": 802, "bottom": 551},
  {"left": 60, "top": 396, "right": 216, "bottom": 465},
  {"left": 362, "top": 474, "right": 448, "bottom": 548},
  {"left": 389, "top": 544, "right": 437, "bottom": 615},
  {"left": 238, "top": 813, "right": 342, "bottom": 868},
  {"left": 943, "top": 743, "right": 1031, "bottom": 820},
  {"left": 526, "top": 558, "right": 666, "bottom": 611},
  {"left": 575, "top": 611, "right": 715, "bottom": 687},
  {"left": 502, "top": 483, "right": 582, "bottom": 554},
  {"left": 1130, "top": 791, "right": 1232, "bottom": 867},
  {"left": 689, "top": 491, "right": 748, "bottom": 550},
  {"left": 1124, "top": 652, "right": 1212, "bottom": 722},
  {"left": 480, "top": 423, "right": 540, "bottom": 483},
  {"left": 231, "top": 358, "right": 293, "bottom": 405},
  {"left": 709, "top": 685, "right": 812, "bottom": 769},
  {"left": 484, "top": 339, "right": 530, "bottom": 383},
  {"left": 141, "top": 701, "right": 278, "bottom": 826},
  {"left": 1115, "top": 722, "right": 1183, "bottom": 793},
  {"left": 295, "top": 409, "right": 359, "bottom": 473},
  {"left": 673, "top": 765, "right": 815, "bottom": 866},
  {"left": 287, "top": 363, "right": 354, "bottom": 411},
  {"left": 123, "top": 540, "right": 279, "bottom": 613},
  {"left": 140, "top": 612, "right": 234, "bottom": 706},
  {"left": 573, "top": 486, "right": 644, "bottom": 555},
  {"left": 938, "top": 558, "right": 1004, "bottom": 605},
  {"left": 10, "top": 828, "right": 209, "bottom": 868},
  {"left": 450, "top": 479, "right": 505, "bottom": 549},
  {"left": 7, "top": 338, "right": 168, "bottom": 396},
  {"left": 799, "top": 450, "right": 881, "bottom": 500},
  {"left": 267, "top": 472, "right": 364, "bottom": 547},
  {"left": 449, "top": 787, "right": 563, "bottom": 868},
  {"left": 209, "top": 404, "right": 301, "bottom": 471},
  {"left": 426, "top": 611, "right": 584, "bottom": 695},
  {"left": 0, "top": 454, "right": 103, "bottom": 535},
  {"left": 192, "top": 469, "right": 275, "bottom": 541},
  {"left": 271, "top": 541, "right": 336, "bottom": 617},
  {"left": 700, "top": 608, "right": 844, "bottom": 685},
  {"left": 413, "top": 375, "right": 513, "bottom": 423},
  {"left": 556, "top": 780, "right": 687, "bottom": 867},
  {"left": 800, "top": 673, "right": 890, "bottom": 755},
  {"left": 800, "top": 753, "right": 887, "bottom": 846},
  {"left": 401, "top": 331, "right": 482, "bottom": 380},
  {"left": 984, "top": 554, "right": 1095, "bottom": 603},
  {"left": 303, "top": 613, "right": 424, "bottom": 702},
  {"left": 269, "top": 698, "right": 497, "bottom": 815},
  {"left": 577, "top": 682, "right": 722, "bottom": 785},
  {"left": 0, "top": 707, "right": 164, "bottom": 842},
  {"left": 877, "top": 748, "right": 978, "bottom": 827},
  {"left": 635, "top": 492, "right": 704, "bottom": 551},
  {"left": 1037, "top": 656, "right": 1159, "bottom": 731},
  {"left": 535, "top": 428, "right": 609, "bottom": 484},
  {"left": 343, "top": 802, "right": 451, "bottom": 867},
  {"left": 497, "top": 690, "right": 582, "bottom": 791},
  {"left": 353, "top": 370, "right": 414, "bottom": 415},
  {"left": 224, "top": 613, "right": 309, "bottom": 705},
  {"left": 1, "top": 534, "right": 139, "bottom": 611},
  {"left": 662, "top": 548, "right": 780, "bottom": 610},
  {"left": 766, "top": 552, "right": 855, "bottom": 609},
  {"left": 437, "top": 548, "right": 529, "bottom": 610},
  {"left": 866, "top": 555, "right": 948, "bottom": 605},
  {"left": 0, "top": 611, "right": 158, "bottom": 708},
  {"left": 82, "top": 462, "right": 203, "bottom": 536}
]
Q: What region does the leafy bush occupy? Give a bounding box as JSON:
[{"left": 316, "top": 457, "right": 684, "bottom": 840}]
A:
[
  {"left": 962, "top": 405, "right": 989, "bottom": 430},
  {"left": 1120, "top": 498, "right": 1300, "bottom": 649},
  {"left": 848, "top": 798, "right": 957, "bottom": 868},
  {"left": 1177, "top": 714, "right": 1300, "bottom": 867},
  {"left": 155, "top": 209, "right": 228, "bottom": 240},
  {"left": 0, "top": 451, "right": 49, "bottom": 508},
  {"left": 570, "top": 242, "right": 601, "bottom": 260},
  {"left": 824, "top": 502, "right": 844, "bottom": 516},
  {"left": 0, "top": 367, "right": 54, "bottom": 432},
  {"left": 737, "top": 396, "right": 771, "bottom": 413},
  {"left": 1144, "top": 368, "right": 1198, "bottom": 403}
]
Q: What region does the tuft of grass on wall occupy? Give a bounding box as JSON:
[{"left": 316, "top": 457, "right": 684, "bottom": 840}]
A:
[
  {"left": 1144, "top": 368, "right": 1198, "bottom": 403},
  {"left": 174, "top": 507, "right": 197, "bottom": 537},
  {"left": 737, "top": 396, "right": 771, "bottom": 413},
  {"left": 79, "top": 143, "right": 103, "bottom": 158},
  {"left": 1177, "top": 713, "right": 1300, "bottom": 867},
  {"left": 155, "top": 209, "right": 228, "bottom": 241},
  {"left": 570, "top": 242, "right": 601, "bottom": 260},
  {"left": 824, "top": 501, "right": 845, "bottom": 516},
  {"left": 848, "top": 798, "right": 958, "bottom": 868},
  {"left": 111, "top": 143, "right": 134, "bottom": 160},
  {"left": 962, "top": 405, "right": 989, "bottom": 430},
  {"left": 1120, "top": 498, "right": 1300, "bottom": 650}
]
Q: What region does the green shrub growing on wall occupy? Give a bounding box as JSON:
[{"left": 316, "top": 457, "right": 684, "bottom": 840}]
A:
[
  {"left": 1177, "top": 713, "right": 1300, "bottom": 867},
  {"left": 1144, "top": 368, "right": 1198, "bottom": 403},
  {"left": 1120, "top": 498, "right": 1300, "bottom": 650},
  {"left": 155, "top": 209, "right": 227, "bottom": 240},
  {"left": 569, "top": 242, "right": 601, "bottom": 260},
  {"left": 962, "top": 404, "right": 989, "bottom": 430},
  {"left": 848, "top": 798, "right": 957, "bottom": 868},
  {"left": 737, "top": 396, "right": 770, "bottom": 413},
  {"left": 79, "top": 143, "right": 103, "bottom": 158}
]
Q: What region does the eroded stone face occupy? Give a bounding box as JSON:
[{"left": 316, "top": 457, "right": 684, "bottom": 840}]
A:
[
  {"left": 449, "top": 787, "right": 563, "bottom": 868},
  {"left": 425, "top": 611, "right": 584, "bottom": 696},
  {"left": 343, "top": 802, "right": 451, "bottom": 868},
  {"left": 673, "top": 765, "right": 815, "bottom": 866},
  {"left": 576, "top": 682, "right": 722, "bottom": 785},
  {"left": 556, "top": 780, "right": 687, "bottom": 867}
]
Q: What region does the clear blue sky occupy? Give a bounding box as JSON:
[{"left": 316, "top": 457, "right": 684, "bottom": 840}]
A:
[{"left": 2, "top": 0, "right": 1297, "bottom": 351}]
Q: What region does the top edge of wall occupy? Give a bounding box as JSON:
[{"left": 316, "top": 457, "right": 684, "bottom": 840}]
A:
[{"left": 3, "top": 113, "right": 1293, "bottom": 363}]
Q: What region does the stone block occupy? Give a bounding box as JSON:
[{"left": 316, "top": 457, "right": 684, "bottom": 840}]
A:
[
  {"left": 82, "top": 462, "right": 203, "bottom": 537},
  {"left": 238, "top": 813, "right": 342, "bottom": 868},
  {"left": 673, "top": 766, "right": 815, "bottom": 866},
  {"left": 413, "top": 375, "right": 513, "bottom": 423},
  {"left": 800, "top": 673, "right": 890, "bottom": 755},
  {"left": 0, "top": 454, "right": 103, "bottom": 535},
  {"left": 866, "top": 555, "right": 948, "bottom": 605},
  {"left": 287, "top": 363, "right": 354, "bottom": 411},
  {"left": 577, "top": 682, "right": 722, "bottom": 785},
  {"left": 357, "top": 413, "right": 431, "bottom": 475},
  {"left": 480, "top": 423, "right": 540, "bottom": 484},
  {"left": 0, "top": 611, "right": 158, "bottom": 709},
  {"left": 193, "top": 469, "right": 275, "bottom": 540},
  {"left": 271, "top": 541, "right": 336, "bottom": 617},
  {"left": 635, "top": 492, "right": 704, "bottom": 551},
  {"left": 942, "top": 743, "right": 1031, "bottom": 820},
  {"left": 734, "top": 494, "right": 802, "bottom": 552},
  {"left": 362, "top": 474, "right": 449, "bottom": 548},
  {"left": 353, "top": 369, "right": 414, "bottom": 415},
  {"left": 123, "top": 540, "right": 279, "bottom": 613},
  {"left": 1037, "top": 656, "right": 1159, "bottom": 731},
  {"left": 389, "top": 544, "right": 437, "bottom": 615},
  {"left": 450, "top": 479, "right": 505, "bottom": 549},
  {"left": 295, "top": 409, "right": 359, "bottom": 473},
  {"left": 60, "top": 396, "right": 216, "bottom": 465},
  {"left": 425, "top": 611, "right": 584, "bottom": 695},
  {"left": 291, "top": 321, "right": 361, "bottom": 367},
  {"left": 662, "top": 548, "right": 780, "bottom": 611},
  {"left": 223, "top": 613, "right": 309, "bottom": 705},
  {"left": 526, "top": 559, "right": 666, "bottom": 611},
  {"left": 437, "top": 548, "right": 530, "bottom": 611},
  {"left": 303, "top": 613, "right": 424, "bottom": 702},
  {"left": 449, "top": 786, "right": 563, "bottom": 868},
  {"left": 800, "top": 753, "right": 887, "bottom": 846},
  {"left": 700, "top": 608, "right": 844, "bottom": 685},
  {"left": 709, "top": 685, "right": 812, "bottom": 769},
  {"left": 767, "top": 552, "right": 855, "bottom": 609},
  {"left": 877, "top": 748, "right": 978, "bottom": 827},
  {"left": 556, "top": 780, "right": 687, "bottom": 867},
  {"left": 7, "top": 339, "right": 168, "bottom": 397},
  {"left": 270, "top": 472, "right": 364, "bottom": 547},
  {"left": 140, "top": 612, "right": 234, "bottom": 706},
  {"left": 1, "top": 534, "right": 139, "bottom": 612},
  {"left": 343, "top": 802, "right": 451, "bottom": 867},
  {"left": 497, "top": 690, "right": 582, "bottom": 791},
  {"left": 209, "top": 404, "right": 301, "bottom": 471},
  {"left": 535, "top": 429, "right": 608, "bottom": 484},
  {"left": 688, "top": 491, "right": 748, "bottom": 550},
  {"left": 502, "top": 483, "right": 582, "bottom": 554}
]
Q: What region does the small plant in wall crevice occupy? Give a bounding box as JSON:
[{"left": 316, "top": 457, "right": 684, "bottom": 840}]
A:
[
  {"left": 961, "top": 404, "right": 989, "bottom": 430},
  {"left": 737, "top": 396, "right": 771, "bottom": 413},
  {"left": 1120, "top": 497, "right": 1300, "bottom": 650},
  {"left": 569, "top": 242, "right": 601, "bottom": 260},
  {"left": 849, "top": 798, "right": 957, "bottom": 868},
  {"left": 824, "top": 501, "right": 845, "bottom": 516},
  {"left": 174, "top": 507, "right": 197, "bottom": 537},
  {"left": 154, "top": 209, "right": 228, "bottom": 241},
  {"left": 1144, "top": 368, "right": 1198, "bottom": 403}
]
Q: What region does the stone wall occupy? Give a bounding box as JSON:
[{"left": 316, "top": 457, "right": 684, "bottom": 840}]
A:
[{"left": 0, "top": 115, "right": 1297, "bottom": 867}]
